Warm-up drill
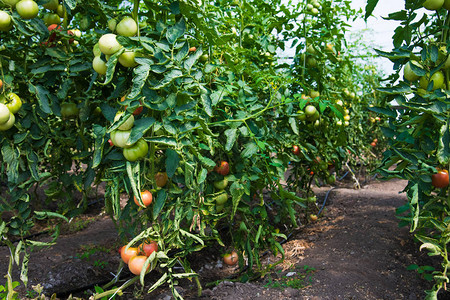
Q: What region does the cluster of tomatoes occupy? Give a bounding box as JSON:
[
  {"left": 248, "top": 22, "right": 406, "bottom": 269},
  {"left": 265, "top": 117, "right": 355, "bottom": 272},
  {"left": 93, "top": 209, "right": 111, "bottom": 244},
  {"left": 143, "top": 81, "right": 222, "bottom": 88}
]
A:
[
  {"left": 110, "top": 109, "right": 149, "bottom": 162},
  {"left": 370, "top": 138, "right": 378, "bottom": 148},
  {"left": 0, "top": 90, "right": 22, "bottom": 131},
  {"left": 120, "top": 241, "right": 158, "bottom": 275},
  {"left": 305, "top": 0, "right": 321, "bottom": 16},
  {"left": 92, "top": 16, "right": 139, "bottom": 75},
  {"left": 212, "top": 161, "right": 230, "bottom": 212},
  {"left": 0, "top": 0, "right": 66, "bottom": 31}
]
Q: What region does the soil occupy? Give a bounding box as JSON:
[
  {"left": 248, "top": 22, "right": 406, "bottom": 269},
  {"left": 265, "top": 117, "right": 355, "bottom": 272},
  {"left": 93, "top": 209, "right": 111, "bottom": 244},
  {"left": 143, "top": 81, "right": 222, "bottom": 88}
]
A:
[{"left": 0, "top": 178, "right": 445, "bottom": 300}]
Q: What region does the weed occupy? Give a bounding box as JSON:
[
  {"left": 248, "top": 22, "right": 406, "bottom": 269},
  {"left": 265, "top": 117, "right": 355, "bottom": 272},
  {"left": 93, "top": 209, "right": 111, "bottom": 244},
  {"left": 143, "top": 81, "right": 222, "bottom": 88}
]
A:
[{"left": 264, "top": 265, "right": 315, "bottom": 290}]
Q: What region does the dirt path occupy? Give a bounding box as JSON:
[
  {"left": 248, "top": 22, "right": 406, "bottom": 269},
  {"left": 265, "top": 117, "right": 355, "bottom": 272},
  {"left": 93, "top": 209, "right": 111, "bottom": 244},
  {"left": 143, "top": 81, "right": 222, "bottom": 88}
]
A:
[{"left": 0, "top": 179, "right": 442, "bottom": 299}]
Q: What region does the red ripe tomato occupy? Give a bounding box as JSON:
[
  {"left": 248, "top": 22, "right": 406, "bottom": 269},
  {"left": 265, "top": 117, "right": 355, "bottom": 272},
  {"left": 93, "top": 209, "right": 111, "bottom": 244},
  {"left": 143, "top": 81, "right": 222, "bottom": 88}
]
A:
[
  {"left": 432, "top": 169, "right": 449, "bottom": 188},
  {"left": 370, "top": 142, "right": 376, "bottom": 147},
  {"left": 292, "top": 145, "right": 300, "bottom": 155},
  {"left": 120, "top": 246, "right": 138, "bottom": 264},
  {"left": 189, "top": 46, "right": 197, "bottom": 52},
  {"left": 128, "top": 255, "right": 149, "bottom": 275},
  {"left": 134, "top": 190, "right": 152, "bottom": 207},
  {"left": 133, "top": 105, "right": 143, "bottom": 116},
  {"left": 215, "top": 161, "right": 230, "bottom": 176},
  {"left": 108, "top": 139, "right": 114, "bottom": 147},
  {"left": 139, "top": 241, "right": 158, "bottom": 256},
  {"left": 47, "top": 24, "right": 62, "bottom": 32},
  {"left": 223, "top": 251, "right": 238, "bottom": 266}
]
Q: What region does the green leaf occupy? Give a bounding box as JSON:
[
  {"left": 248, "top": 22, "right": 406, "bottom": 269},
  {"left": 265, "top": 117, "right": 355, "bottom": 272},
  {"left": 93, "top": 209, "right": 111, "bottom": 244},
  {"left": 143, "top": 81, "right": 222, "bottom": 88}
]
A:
[
  {"left": 230, "top": 181, "right": 244, "bottom": 218},
  {"left": 34, "top": 211, "right": 68, "bottom": 222},
  {"left": 165, "top": 149, "right": 180, "bottom": 178},
  {"left": 129, "top": 117, "right": 156, "bottom": 145},
  {"left": 197, "top": 153, "right": 216, "bottom": 168},
  {"left": 20, "top": 251, "right": 29, "bottom": 287},
  {"left": 241, "top": 142, "right": 258, "bottom": 158},
  {"left": 289, "top": 117, "right": 299, "bottom": 135},
  {"left": 438, "top": 120, "right": 450, "bottom": 165},
  {"left": 368, "top": 106, "right": 397, "bottom": 118},
  {"left": 148, "top": 273, "right": 168, "bottom": 293},
  {"left": 153, "top": 189, "right": 167, "bottom": 220},
  {"left": 126, "top": 162, "right": 142, "bottom": 206},
  {"left": 146, "top": 136, "right": 177, "bottom": 147},
  {"left": 179, "top": 229, "right": 204, "bottom": 246},
  {"left": 32, "top": 84, "right": 52, "bottom": 114},
  {"left": 166, "top": 18, "right": 186, "bottom": 44},
  {"left": 201, "top": 93, "right": 213, "bottom": 117},
  {"left": 152, "top": 69, "right": 183, "bottom": 90},
  {"left": 102, "top": 48, "right": 123, "bottom": 85},
  {"left": 225, "top": 128, "right": 238, "bottom": 151},
  {"left": 129, "top": 61, "right": 151, "bottom": 98},
  {"left": 184, "top": 47, "right": 203, "bottom": 71},
  {"left": 364, "top": 0, "right": 380, "bottom": 20}
]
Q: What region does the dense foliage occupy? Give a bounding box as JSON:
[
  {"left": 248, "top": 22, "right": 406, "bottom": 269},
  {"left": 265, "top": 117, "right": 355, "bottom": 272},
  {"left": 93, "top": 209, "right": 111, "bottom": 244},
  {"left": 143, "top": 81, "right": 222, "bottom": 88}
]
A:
[
  {"left": 367, "top": 0, "right": 450, "bottom": 298},
  {"left": 0, "top": 0, "right": 384, "bottom": 298}
]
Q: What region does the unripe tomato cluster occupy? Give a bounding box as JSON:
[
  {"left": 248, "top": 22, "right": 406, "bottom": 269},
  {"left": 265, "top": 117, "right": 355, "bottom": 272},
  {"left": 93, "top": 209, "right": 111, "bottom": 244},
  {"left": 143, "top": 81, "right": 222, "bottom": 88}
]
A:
[
  {"left": 306, "top": 0, "right": 321, "bottom": 16},
  {"left": 0, "top": 0, "right": 66, "bottom": 32},
  {"left": 403, "top": 45, "right": 450, "bottom": 94},
  {"left": 212, "top": 161, "right": 231, "bottom": 212},
  {"left": 422, "top": 0, "right": 450, "bottom": 11},
  {"left": 0, "top": 92, "right": 22, "bottom": 131},
  {"left": 120, "top": 240, "right": 158, "bottom": 275},
  {"left": 93, "top": 16, "right": 139, "bottom": 75},
  {"left": 110, "top": 110, "right": 148, "bottom": 162}
]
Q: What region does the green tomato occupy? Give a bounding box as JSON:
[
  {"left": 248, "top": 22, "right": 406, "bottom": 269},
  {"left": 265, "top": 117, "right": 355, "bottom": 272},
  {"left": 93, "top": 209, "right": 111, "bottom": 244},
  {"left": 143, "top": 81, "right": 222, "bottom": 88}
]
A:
[
  {"left": 118, "top": 51, "right": 138, "bottom": 68},
  {"left": 42, "top": 0, "right": 58, "bottom": 10},
  {"left": 326, "top": 175, "right": 336, "bottom": 184},
  {"left": 98, "top": 33, "right": 122, "bottom": 55},
  {"left": 92, "top": 56, "right": 107, "bottom": 75},
  {"left": 297, "top": 110, "right": 306, "bottom": 121},
  {"left": 108, "top": 18, "right": 117, "bottom": 32},
  {"left": 403, "top": 61, "right": 422, "bottom": 82},
  {"left": 423, "top": 0, "right": 444, "bottom": 10},
  {"left": 16, "top": 0, "right": 39, "bottom": 19},
  {"left": 214, "top": 178, "right": 228, "bottom": 190},
  {"left": 0, "top": 112, "right": 14, "bottom": 131},
  {"left": 110, "top": 130, "right": 132, "bottom": 148},
  {"left": 1, "top": 93, "right": 22, "bottom": 114},
  {"left": 214, "top": 192, "right": 228, "bottom": 205},
  {"left": 116, "top": 16, "right": 138, "bottom": 37},
  {"left": 419, "top": 71, "right": 445, "bottom": 90},
  {"left": 304, "top": 105, "right": 317, "bottom": 117},
  {"left": 0, "top": 103, "right": 10, "bottom": 124},
  {"left": 0, "top": 11, "right": 12, "bottom": 31},
  {"left": 42, "top": 12, "right": 61, "bottom": 26},
  {"left": 60, "top": 102, "right": 79, "bottom": 119},
  {"left": 114, "top": 112, "right": 134, "bottom": 130},
  {"left": 1, "top": 0, "right": 19, "bottom": 7},
  {"left": 123, "top": 139, "right": 148, "bottom": 161}
]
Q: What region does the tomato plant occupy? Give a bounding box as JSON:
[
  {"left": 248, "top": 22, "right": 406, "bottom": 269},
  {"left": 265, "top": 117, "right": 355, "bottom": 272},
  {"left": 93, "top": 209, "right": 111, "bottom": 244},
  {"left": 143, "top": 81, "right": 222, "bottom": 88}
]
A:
[{"left": 367, "top": 0, "right": 450, "bottom": 296}]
